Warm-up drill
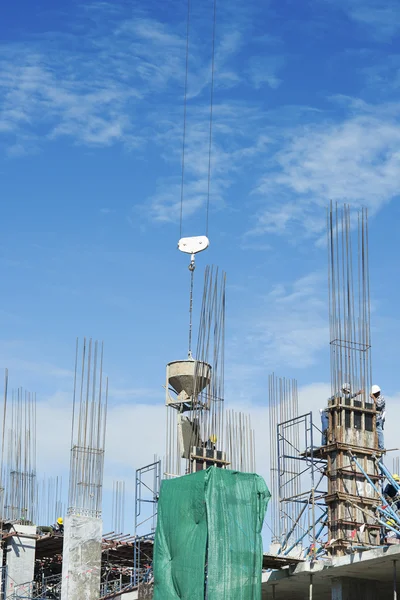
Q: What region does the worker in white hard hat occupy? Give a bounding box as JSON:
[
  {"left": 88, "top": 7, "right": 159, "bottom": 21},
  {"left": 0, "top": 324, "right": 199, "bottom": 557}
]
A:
[
  {"left": 320, "top": 382, "right": 363, "bottom": 446},
  {"left": 370, "top": 384, "right": 385, "bottom": 450}
]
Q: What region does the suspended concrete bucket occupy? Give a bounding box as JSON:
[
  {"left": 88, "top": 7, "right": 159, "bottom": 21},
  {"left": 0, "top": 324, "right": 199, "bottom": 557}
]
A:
[{"left": 166, "top": 360, "right": 211, "bottom": 406}]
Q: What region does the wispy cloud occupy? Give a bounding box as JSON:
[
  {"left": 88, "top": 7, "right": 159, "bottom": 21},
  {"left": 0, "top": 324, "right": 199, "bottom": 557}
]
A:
[
  {"left": 0, "top": 4, "right": 249, "bottom": 155},
  {"left": 247, "top": 56, "right": 285, "bottom": 90},
  {"left": 250, "top": 100, "right": 400, "bottom": 237},
  {"left": 146, "top": 103, "right": 268, "bottom": 224},
  {"left": 227, "top": 271, "right": 329, "bottom": 380},
  {"left": 252, "top": 271, "right": 329, "bottom": 369},
  {"left": 362, "top": 54, "right": 400, "bottom": 94},
  {"left": 327, "top": 0, "right": 400, "bottom": 40}
]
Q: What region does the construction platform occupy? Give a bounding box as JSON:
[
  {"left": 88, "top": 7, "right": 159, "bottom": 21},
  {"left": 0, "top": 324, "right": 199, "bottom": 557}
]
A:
[
  {"left": 263, "top": 545, "right": 400, "bottom": 599},
  {"left": 113, "top": 547, "right": 400, "bottom": 600}
]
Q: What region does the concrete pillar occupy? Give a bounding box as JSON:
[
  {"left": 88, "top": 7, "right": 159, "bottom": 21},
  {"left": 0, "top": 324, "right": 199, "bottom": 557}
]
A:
[
  {"left": 331, "top": 577, "right": 378, "bottom": 600},
  {"left": 61, "top": 514, "right": 102, "bottom": 600},
  {"left": 6, "top": 524, "right": 36, "bottom": 597}
]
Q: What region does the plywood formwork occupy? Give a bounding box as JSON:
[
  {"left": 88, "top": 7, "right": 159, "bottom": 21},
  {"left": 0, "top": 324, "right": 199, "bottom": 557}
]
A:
[{"left": 323, "top": 394, "right": 381, "bottom": 554}]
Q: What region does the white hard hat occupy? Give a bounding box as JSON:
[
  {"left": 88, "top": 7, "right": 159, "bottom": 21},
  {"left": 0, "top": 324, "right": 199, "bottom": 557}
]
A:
[
  {"left": 371, "top": 385, "right": 381, "bottom": 395},
  {"left": 342, "top": 382, "right": 351, "bottom": 392}
]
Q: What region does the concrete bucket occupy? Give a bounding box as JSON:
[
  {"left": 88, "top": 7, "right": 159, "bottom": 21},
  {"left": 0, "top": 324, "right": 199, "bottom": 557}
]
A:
[{"left": 167, "top": 360, "right": 211, "bottom": 398}]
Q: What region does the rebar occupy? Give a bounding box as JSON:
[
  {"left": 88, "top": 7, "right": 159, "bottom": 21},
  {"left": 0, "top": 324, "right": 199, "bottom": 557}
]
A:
[
  {"left": 112, "top": 480, "right": 126, "bottom": 534},
  {"left": 37, "top": 475, "right": 65, "bottom": 525},
  {"left": 225, "top": 409, "right": 256, "bottom": 473},
  {"left": 67, "top": 338, "right": 108, "bottom": 519},
  {"left": 328, "top": 202, "right": 372, "bottom": 402},
  {"left": 0, "top": 368, "right": 8, "bottom": 521},
  {"left": 268, "top": 374, "right": 300, "bottom": 544},
  {"left": 165, "top": 266, "right": 226, "bottom": 477},
  {"left": 3, "top": 386, "right": 37, "bottom": 524}
]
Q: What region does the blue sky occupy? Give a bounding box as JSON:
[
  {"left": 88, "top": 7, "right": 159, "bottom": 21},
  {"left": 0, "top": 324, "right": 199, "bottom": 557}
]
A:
[{"left": 1, "top": 0, "right": 400, "bottom": 533}]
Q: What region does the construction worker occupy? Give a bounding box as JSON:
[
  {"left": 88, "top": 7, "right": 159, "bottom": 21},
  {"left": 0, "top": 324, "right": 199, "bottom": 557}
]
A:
[
  {"left": 370, "top": 385, "right": 385, "bottom": 450},
  {"left": 384, "top": 475, "right": 400, "bottom": 509},
  {"left": 385, "top": 519, "right": 400, "bottom": 542},
  {"left": 52, "top": 517, "right": 64, "bottom": 535},
  {"left": 207, "top": 434, "right": 217, "bottom": 450},
  {"left": 320, "top": 383, "right": 363, "bottom": 445}
]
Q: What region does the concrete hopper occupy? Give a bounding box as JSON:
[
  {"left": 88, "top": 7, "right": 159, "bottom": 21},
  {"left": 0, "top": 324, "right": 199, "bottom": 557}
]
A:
[{"left": 167, "top": 359, "right": 211, "bottom": 402}]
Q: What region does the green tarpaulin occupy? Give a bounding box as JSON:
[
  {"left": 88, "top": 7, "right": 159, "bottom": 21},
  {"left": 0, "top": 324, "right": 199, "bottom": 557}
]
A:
[{"left": 153, "top": 468, "right": 270, "bottom": 600}]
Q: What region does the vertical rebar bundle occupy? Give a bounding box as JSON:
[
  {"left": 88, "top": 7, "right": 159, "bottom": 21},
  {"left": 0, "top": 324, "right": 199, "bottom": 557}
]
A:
[
  {"left": 328, "top": 202, "right": 372, "bottom": 399},
  {"left": 4, "top": 387, "right": 37, "bottom": 523},
  {"left": 225, "top": 410, "right": 255, "bottom": 473},
  {"left": 191, "top": 266, "right": 226, "bottom": 449},
  {"left": 0, "top": 369, "right": 8, "bottom": 521},
  {"left": 268, "top": 374, "right": 299, "bottom": 544},
  {"left": 67, "top": 338, "right": 108, "bottom": 518},
  {"left": 37, "top": 476, "right": 64, "bottom": 525},
  {"left": 111, "top": 480, "right": 126, "bottom": 534},
  {"left": 165, "top": 266, "right": 226, "bottom": 477},
  {"left": 325, "top": 203, "right": 380, "bottom": 554}
]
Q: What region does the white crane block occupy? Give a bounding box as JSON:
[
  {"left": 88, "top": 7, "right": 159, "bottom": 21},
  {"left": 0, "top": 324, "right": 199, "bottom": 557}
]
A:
[{"left": 178, "top": 236, "right": 210, "bottom": 255}]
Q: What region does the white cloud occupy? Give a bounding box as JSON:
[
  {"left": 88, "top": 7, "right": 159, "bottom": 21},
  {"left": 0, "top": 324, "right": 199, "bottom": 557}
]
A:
[
  {"left": 242, "top": 271, "right": 329, "bottom": 370},
  {"left": 0, "top": 344, "right": 73, "bottom": 383},
  {"left": 331, "top": 0, "right": 400, "bottom": 40},
  {"left": 0, "top": 6, "right": 247, "bottom": 155},
  {"left": 146, "top": 103, "right": 268, "bottom": 223},
  {"left": 34, "top": 394, "right": 165, "bottom": 485},
  {"left": 248, "top": 56, "right": 285, "bottom": 90},
  {"left": 251, "top": 102, "right": 400, "bottom": 237}
]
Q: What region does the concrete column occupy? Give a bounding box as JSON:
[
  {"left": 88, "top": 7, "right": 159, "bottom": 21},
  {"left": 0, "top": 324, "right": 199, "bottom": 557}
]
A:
[
  {"left": 6, "top": 524, "right": 36, "bottom": 597},
  {"left": 331, "top": 577, "right": 378, "bottom": 600},
  {"left": 61, "top": 514, "right": 102, "bottom": 600}
]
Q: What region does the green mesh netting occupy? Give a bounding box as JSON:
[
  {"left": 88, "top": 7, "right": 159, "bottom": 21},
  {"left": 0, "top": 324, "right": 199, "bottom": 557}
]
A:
[
  {"left": 153, "top": 468, "right": 270, "bottom": 600},
  {"left": 153, "top": 470, "right": 208, "bottom": 600}
]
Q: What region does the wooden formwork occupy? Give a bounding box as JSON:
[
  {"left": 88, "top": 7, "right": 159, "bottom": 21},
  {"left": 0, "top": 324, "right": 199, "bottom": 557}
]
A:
[{"left": 323, "top": 395, "right": 382, "bottom": 554}]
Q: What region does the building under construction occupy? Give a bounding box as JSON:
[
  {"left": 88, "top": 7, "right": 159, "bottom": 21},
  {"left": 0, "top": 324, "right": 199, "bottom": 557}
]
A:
[{"left": 0, "top": 203, "right": 399, "bottom": 600}]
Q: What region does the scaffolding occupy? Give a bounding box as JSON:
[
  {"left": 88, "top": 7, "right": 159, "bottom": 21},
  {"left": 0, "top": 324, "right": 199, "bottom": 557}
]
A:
[
  {"left": 133, "top": 460, "right": 161, "bottom": 588},
  {"left": 276, "top": 412, "right": 327, "bottom": 558}
]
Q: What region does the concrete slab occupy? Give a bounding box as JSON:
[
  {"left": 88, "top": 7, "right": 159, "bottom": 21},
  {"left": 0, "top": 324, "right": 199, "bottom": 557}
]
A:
[{"left": 263, "top": 547, "right": 400, "bottom": 599}]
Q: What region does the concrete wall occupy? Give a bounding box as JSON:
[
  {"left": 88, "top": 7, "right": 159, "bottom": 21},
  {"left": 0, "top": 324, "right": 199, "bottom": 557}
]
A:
[
  {"left": 6, "top": 524, "right": 36, "bottom": 597},
  {"left": 61, "top": 514, "right": 102, "bottom": 600},
  {"left": 332, "top": 577, "right": 378, "bottom": 600}
]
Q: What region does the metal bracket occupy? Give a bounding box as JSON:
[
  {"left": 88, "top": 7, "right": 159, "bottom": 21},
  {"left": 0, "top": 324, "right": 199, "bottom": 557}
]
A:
[{"left": 178, "top": 236, "right": 210, "bottom": 255}]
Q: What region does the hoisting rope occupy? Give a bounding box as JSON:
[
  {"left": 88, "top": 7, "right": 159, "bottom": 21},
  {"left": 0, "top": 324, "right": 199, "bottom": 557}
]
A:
[
  {"left": 179, "top": 0, "right": 218, "bottom": 240},
  {"left": 206, "top": 0, "right": 217, "bottom": 239},
  {"left": 178, "top": 0, "right": 218, "bottom": 358},
  {"left": 188, "top": 262, "right": 195, "bottom": 358},
  {"left": 179, "top": 0, "right": 192, "bottom": 241}
]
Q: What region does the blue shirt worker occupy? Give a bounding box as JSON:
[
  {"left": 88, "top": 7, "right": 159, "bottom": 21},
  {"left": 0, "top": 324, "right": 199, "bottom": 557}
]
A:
[
  {"left": 320, "top": 383, "right": 363, "bottom": 446},
  {"left": 370, "top": 385, "right": 385, "bottom": 450}
]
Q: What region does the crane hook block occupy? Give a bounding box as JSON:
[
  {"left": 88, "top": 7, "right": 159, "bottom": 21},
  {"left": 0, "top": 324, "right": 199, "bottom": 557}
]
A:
[{"left": 178, "top": 236, "right": 210, "bottom": 255}]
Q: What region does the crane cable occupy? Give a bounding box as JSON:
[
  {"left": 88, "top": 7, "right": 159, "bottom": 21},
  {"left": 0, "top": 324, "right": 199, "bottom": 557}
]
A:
[
  {"left": 179, "top": 0, "right": 191, "bottom": 241},
  {"left": 178, "top": 0, "right": 217, "bottom": 358},
  {"left": 179, "top": 0, "right": 218, "bottom": 240},
  {"left": 206, "top": 0, "right": 217, "bottom": 239}
]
